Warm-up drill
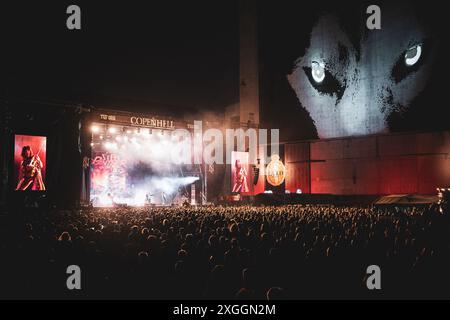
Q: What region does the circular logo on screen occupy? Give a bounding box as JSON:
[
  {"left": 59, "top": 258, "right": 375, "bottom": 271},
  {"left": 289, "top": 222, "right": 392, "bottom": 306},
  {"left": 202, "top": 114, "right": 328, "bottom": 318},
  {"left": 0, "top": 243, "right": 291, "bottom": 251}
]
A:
[{"left": 266, "top": 154, "right": 286, "bottom": 187}]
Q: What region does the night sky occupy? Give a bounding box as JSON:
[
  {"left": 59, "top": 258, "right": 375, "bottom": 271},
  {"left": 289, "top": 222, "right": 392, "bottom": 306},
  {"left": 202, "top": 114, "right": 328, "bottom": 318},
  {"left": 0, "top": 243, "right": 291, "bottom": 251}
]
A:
[
  {"left": 2, "top": 1, "right": 448, "bottom": 140},
  {"left": 3, "top": 1, "right": 239, "bottom": 114}
]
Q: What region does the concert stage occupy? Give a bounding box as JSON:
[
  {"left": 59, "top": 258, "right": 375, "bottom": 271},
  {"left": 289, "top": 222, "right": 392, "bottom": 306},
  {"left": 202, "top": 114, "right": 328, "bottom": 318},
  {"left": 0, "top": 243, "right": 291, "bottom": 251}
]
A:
[{"left": 85, "top": 109, "right": 203, "bottom": 208}]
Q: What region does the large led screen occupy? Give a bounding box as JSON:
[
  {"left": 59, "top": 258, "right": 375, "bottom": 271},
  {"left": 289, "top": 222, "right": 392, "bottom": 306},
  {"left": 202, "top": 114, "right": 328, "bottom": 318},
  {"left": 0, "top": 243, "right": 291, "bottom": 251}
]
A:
[{"left": 14, "top": 135, "right": 47, "bottom": 191}]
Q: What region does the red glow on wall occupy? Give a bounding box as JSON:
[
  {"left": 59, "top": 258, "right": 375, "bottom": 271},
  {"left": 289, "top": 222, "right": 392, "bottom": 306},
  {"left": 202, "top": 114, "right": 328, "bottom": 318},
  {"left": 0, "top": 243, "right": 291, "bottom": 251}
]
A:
[{"left": 285, "top": 131, "right": 450, "bottom": 195}]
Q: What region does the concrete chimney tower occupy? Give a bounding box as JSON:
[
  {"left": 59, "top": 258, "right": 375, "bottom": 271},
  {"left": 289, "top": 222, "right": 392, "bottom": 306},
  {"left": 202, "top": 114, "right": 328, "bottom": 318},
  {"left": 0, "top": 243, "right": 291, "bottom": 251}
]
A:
[{"left": 239, "top": 0, "right": 260, "bottom": 128}]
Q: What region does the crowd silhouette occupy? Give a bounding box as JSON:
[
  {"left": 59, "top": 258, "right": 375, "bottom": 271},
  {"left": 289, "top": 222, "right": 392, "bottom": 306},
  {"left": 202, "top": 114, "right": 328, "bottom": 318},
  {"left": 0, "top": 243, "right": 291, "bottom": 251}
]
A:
[{"left": 0, "top": 204, "right": 449, "bottom": 299}]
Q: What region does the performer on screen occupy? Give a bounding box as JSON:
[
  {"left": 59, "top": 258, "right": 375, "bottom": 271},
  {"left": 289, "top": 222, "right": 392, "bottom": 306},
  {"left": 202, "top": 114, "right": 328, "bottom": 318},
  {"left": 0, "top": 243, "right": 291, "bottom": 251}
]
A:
[
  {"left": 232, "top": 159, "right": 249, "bottom": 193},
  {"left": 16, "top": 146, "right": 46, "bottom": 191}
]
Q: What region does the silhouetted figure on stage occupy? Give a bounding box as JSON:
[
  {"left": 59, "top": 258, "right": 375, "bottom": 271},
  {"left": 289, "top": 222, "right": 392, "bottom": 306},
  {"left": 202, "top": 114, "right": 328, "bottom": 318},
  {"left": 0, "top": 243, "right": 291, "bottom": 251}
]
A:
[{"left": 145, "top": 193, "right": 153, "bottom": 205}]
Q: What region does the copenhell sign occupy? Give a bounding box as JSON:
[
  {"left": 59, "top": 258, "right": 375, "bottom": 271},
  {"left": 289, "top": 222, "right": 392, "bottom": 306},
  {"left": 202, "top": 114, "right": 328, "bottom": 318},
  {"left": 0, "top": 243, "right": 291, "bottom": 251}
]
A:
[{"left": 97, "top": 113, "right": 181, "bottom": 129}]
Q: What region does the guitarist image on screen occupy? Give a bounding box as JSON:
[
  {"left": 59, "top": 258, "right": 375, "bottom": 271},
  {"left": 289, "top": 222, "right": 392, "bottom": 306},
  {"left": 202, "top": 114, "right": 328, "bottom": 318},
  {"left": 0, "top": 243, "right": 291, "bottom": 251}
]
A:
[
  {"left": 232, "top": 159, "right": 249, "bottom": 194},
  {"left": 16, "top": 145, "right": 46, "bottom": 191}
]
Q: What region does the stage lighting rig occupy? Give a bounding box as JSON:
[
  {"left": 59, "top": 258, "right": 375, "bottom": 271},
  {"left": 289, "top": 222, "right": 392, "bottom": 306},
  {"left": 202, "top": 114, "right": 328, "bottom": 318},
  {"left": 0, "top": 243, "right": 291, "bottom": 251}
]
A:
[
  {"left": 252, "top": 159, "right": 260, "bottom": 185},
  {"left": 437, "top": 188, "right": 450, "bottom": 214},
  {"left": 108, "top": 127, "right": 117, "bottom": 134},
  {"left": 91, "top": 125, "right": 100, "bottom": 133}
]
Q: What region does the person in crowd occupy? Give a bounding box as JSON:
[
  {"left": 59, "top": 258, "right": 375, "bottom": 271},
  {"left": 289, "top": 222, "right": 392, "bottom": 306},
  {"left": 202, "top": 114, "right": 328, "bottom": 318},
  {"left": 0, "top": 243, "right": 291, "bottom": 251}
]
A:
[{"left": 1, "top": 204, "right": 448, "bottom": 299}]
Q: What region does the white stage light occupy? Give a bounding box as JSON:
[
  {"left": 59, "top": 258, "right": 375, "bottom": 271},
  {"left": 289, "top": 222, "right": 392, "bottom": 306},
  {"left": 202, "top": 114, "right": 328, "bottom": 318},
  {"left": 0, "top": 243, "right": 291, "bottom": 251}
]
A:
[
  {"left": 91, "top": 125, "right": 100, "bottom": 133},
  {"left": 105, "top": 142, "right": 118, "bottom": 150},
  {"left": 142, "top": 128, "right": 150, "bottom": 136},
  {"left": 108, "top": 127, "right": 117, "bottom": 134}
]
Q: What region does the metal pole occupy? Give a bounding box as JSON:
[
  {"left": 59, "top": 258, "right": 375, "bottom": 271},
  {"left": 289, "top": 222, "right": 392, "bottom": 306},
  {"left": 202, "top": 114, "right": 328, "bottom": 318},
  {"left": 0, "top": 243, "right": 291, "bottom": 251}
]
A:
[{"left": 204, "top": 161, "right": 207, "bottom": 204}]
